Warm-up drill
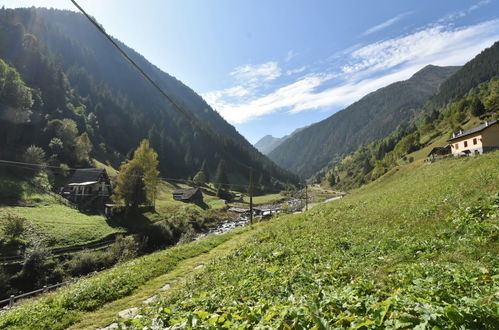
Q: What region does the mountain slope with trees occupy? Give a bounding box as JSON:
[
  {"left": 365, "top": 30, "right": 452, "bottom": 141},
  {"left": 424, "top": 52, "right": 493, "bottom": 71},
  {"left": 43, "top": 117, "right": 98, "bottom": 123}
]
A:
[
  {"left": 316, "top": 41, "right": 499, "bottom": 190},
  {"left": 0, "top": 7, "right": 298, "bottom": 189},
  {"left": 268, "top": 65, "right": 460, "bottom": 178}
]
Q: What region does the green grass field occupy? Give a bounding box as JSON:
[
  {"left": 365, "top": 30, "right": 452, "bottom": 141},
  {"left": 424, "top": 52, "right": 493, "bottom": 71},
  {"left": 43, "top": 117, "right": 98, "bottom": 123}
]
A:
[
  {"left": 121, "top": 151, "right": 498, "bottom": 329},
  {"left": 2, "top": 152, "right": 497, "bottom": 329},
  {"left": 0, "top": 175, "right": 125, "bottom": 249},
  {"left": 0, "top": 205, "right": 123, "bottom": 248}
]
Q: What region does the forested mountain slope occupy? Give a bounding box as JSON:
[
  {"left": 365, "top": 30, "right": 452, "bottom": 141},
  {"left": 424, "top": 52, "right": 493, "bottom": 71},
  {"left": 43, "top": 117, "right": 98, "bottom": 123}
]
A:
[
  {"left": 315, "top": 41, "right": 499, "bottom": 190},
  {"left": 0, "top": 7, "right": 298, "bottom": 188},
  {"left": 428, "top": 40, "right": 499, "bottom": 108},
  {"left": 268, "top": 65, "right": 460, "bottom": 178}
]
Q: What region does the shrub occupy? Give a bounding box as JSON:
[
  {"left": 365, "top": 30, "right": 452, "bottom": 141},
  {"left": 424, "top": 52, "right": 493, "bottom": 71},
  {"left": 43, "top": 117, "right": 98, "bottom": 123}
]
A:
[
  {"left": 65, "top": 250, "right": 113, "bottom": 276},
  {"left": 0, "top": 267, "right": 11, "bottom": 299},
  {"left": 2, "top": 213, "right": 26, "bottom": 240},
  {"left": 11, "top": 241, "right": 63, "bottom": 291},
  {"left": 108, "top": 235, "right": 138, "bottom": 262}
]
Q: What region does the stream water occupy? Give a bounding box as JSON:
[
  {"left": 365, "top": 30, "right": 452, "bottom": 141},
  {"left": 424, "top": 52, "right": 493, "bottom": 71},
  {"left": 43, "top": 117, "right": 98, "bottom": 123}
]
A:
[{"left": 195, "top": 215, "right": 251, "bottom": 240}]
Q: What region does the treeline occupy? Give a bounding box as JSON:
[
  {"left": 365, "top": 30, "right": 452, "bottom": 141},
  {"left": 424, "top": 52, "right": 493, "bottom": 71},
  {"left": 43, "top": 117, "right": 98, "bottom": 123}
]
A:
[
  {"left": 317, "top": 78, "right": 498, "bottom": 190},
  {"left": 0, "top": 7, "right": 298, "bottom": 192}
]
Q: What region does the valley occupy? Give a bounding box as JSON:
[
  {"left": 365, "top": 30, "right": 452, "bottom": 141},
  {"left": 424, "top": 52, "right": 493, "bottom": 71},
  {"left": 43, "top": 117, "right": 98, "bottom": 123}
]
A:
[{"left": 0, "top": 3, "right": 498, "bottom": 329}]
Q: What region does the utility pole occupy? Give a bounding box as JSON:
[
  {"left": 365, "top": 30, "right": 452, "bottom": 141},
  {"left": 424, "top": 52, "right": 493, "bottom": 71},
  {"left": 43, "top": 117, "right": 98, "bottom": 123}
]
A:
[
  {"left": 305, "top": 184, "right": 308, "bottom": 211},
  {"left": 249, "top": 168, "right": 253, "bottom": 224}
]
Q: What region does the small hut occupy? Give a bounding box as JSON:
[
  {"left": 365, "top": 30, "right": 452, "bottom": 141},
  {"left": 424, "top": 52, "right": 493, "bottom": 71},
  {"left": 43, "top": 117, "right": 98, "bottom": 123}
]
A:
[{"left": 172, "top": 188, "right": 203, "bottom": 204}]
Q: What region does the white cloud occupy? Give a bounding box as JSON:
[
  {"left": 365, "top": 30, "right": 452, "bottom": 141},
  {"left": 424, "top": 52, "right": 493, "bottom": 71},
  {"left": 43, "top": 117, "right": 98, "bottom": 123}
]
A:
[
  {"left": 470, "top": 0, "right": 492, "bottom": 12},
  {"left": 204, "top": 19, "right": 499, "bottom": 124},
  {"left": 363, "top": 12, "right": 412, "bottom": 36},
  {"left": 230, "top": 61, "right": 281, "bottom": 86},
  {"left": 286, "top": 66, "right": 307, "bottom": 75},
  {"left": 440, "top": 0, "right": 492, "bottom": 24},
  {"left": 342, "top": 19, "right": 499, "bottom": 77}
]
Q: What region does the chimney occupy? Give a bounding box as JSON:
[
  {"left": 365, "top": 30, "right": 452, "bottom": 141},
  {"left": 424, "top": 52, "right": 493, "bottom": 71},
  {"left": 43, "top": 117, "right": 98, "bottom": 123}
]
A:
[
  {"left": 485, "top": 121, "right": 488, "bottom": 127},
  {"left": 452, "top": 132, "right": 456, "bottom": 138}
]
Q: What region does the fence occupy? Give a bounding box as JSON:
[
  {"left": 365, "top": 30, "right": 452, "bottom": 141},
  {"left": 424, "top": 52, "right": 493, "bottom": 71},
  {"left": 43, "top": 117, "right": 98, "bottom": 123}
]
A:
[{"left": 0, "top": 271, "right": 99, "bottom": 309}]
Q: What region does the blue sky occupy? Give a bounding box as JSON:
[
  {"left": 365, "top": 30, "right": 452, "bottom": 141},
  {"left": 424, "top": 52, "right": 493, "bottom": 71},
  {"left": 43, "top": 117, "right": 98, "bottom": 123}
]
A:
[{"left": 3, "top": 1, "right": 499, "bottom": 143}]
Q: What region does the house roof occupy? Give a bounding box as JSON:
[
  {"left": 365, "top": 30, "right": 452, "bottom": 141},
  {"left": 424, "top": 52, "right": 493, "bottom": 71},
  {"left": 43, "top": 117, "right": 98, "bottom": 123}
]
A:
[
  {"left": 67, "top": 168, "right": 108, "bottom": 185},
  {"left": 448, "top": 120, "right": 498, "bottom": 142},
  {"left": 173, "top": 188, "right": 200, "bottom": 200}
]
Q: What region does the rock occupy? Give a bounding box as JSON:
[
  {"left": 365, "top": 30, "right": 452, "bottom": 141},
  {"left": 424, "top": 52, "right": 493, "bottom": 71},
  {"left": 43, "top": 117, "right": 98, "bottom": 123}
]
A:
[
  {"left": 143, "top": 295, "right": 158, "bottom": 304},
  {"left": 98, "top": 323, "right": 118, "bottom": 330},
  {"left": 118, "top": 307, "right": 138, "bottom": 319},
  {"left": 161, "top": 283, "right": 171, "bottom": 291},
  {"left": 194, "top": 264, "right": 204, "bottom": 270}
]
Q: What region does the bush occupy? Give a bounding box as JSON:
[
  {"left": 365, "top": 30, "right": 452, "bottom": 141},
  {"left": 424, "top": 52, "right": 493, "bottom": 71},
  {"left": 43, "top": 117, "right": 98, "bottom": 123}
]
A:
[
  {"left": 2, "top": 213, "right": 26, "bottom": 240},
  {"left": 0, "top": 178, "right": 24, "bottom": 203},
  {"left": 66, "top": 236, "right": 139, "bottom": 276},
  {"left": 140, "top": 221, "right": 176, "bottom": 252},
  {"left": 65, "top": 250, "right": 114, "bottom": 276},
  {"left": 11, "top": 241, "right": 64, "bottom": 291},
  {"left": 108, "top": 235, "right": 138, "bottom": 262},
  {"left": 0, "top": 267, "right": 11, "bottom": 299}
]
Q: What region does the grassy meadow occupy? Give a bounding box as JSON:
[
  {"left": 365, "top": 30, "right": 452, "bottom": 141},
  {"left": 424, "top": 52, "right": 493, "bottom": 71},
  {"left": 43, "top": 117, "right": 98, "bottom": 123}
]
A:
[
  {"left": 0, "top": 175, "right": 124, "bottom": 250},
  {"left": 1, "top": 151, "right": 497, "bottom": 328},
  {"left": 118, "top": 151, "right": 498, "bottom": 329}
]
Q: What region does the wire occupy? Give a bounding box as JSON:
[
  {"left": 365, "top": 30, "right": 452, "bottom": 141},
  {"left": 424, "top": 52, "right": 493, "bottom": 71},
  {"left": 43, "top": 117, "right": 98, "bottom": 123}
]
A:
[
  {"left": 0, "top": 159, "right": 293, "bottom": 194},
  {"left": 69, "top": 0, "right": 198, "bottom": 128},
  {"left": 67, "top": 0, "right": 269, "bottom": 174}
]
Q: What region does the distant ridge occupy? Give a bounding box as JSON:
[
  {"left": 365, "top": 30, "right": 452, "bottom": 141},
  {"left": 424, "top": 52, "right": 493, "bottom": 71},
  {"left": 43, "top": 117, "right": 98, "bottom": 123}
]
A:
[
  {"left": 268, "top": 65, "right": 460, "bottom": 178},
  {"left": 254, "top": 127, "right": 306, "bottom": 155}
]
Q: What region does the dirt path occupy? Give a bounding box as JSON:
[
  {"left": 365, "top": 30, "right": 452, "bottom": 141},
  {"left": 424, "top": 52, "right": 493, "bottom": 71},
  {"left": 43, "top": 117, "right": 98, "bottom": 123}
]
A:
[{"left": 69, "top": 229, "right": 256, "bottom": 330}]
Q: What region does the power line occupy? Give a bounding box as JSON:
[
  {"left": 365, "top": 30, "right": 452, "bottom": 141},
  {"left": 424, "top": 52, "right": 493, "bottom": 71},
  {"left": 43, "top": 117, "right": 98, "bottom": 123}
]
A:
[
  {"left": 68, "top": 0, "right": 261, "bottom": 174},
  {"left": 0, "top": 159, "right": 290, "bottom": 194},
  {"left": 69, "top": 0, "right": 198, "bottom": 128}
]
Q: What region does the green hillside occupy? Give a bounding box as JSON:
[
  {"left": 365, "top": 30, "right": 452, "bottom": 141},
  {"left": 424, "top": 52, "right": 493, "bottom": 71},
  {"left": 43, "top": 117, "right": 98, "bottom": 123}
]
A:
[
  {"left": 1, "top": 151, "right": 497, "bottom": 329},
  {"left": 268, "top": 65, "right": 460, "bottom": 178},
  {"left": 317, "top": 75, "right": 498, "bottom": 191}
]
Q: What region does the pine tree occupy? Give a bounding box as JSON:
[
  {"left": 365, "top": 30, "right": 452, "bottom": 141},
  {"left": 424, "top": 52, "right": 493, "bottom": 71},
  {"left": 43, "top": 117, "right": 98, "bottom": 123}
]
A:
[
  {"left": 470, "top": 97, "right": 485, "bottom": 117},
  {"left": 200, "top": 160, "right": 210, "bottom": 182},
  {"left": 327, "top": 173, "right": 336, "bottom": 186},
  {"left": 214, "top": 159, "right": 229, "bottom": 189}
]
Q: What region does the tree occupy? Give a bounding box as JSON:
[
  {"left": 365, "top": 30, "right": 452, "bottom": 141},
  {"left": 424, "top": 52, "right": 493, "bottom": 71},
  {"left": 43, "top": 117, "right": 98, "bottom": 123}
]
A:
[
  {"left": 23, "top": 145, "right": 46, "bottom": 175},
  {"left": 200, "top": 160, "right": 210, "bottom": 182},
  {"left": 113, "top": 159, "right": 147, "bottom": 209},
  {"left": 470, "top": 97, "right": 485, "bottom": 117},
  {"left": 133, "top": 139, "right": 160, "bottom": 206},
  {"left": 23, "top": 145, "right": 45, "bottom": 166},
  {"left": 193, "top": 170, "right": 207, "bottom": 185},
  {"left": 213, "top": 159, "right": 229, "bottom": 189},
  {"left": 327, "top": 173, "right": 336, "bottom": 186},
  {"left": 75, "top": 132, "right": 92, "bottom": 162}
]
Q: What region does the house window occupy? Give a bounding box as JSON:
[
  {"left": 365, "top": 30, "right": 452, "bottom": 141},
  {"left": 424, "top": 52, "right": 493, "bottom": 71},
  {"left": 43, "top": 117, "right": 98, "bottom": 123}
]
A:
[
  {"left": 473, "top": 138, "right": 477, "bottom": 145},
  {"left": 455, "top": 143, "right": 459, "bottom": 150},
  {"left": 464, "top": 141, "right": 468, "bottom": 148}
]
